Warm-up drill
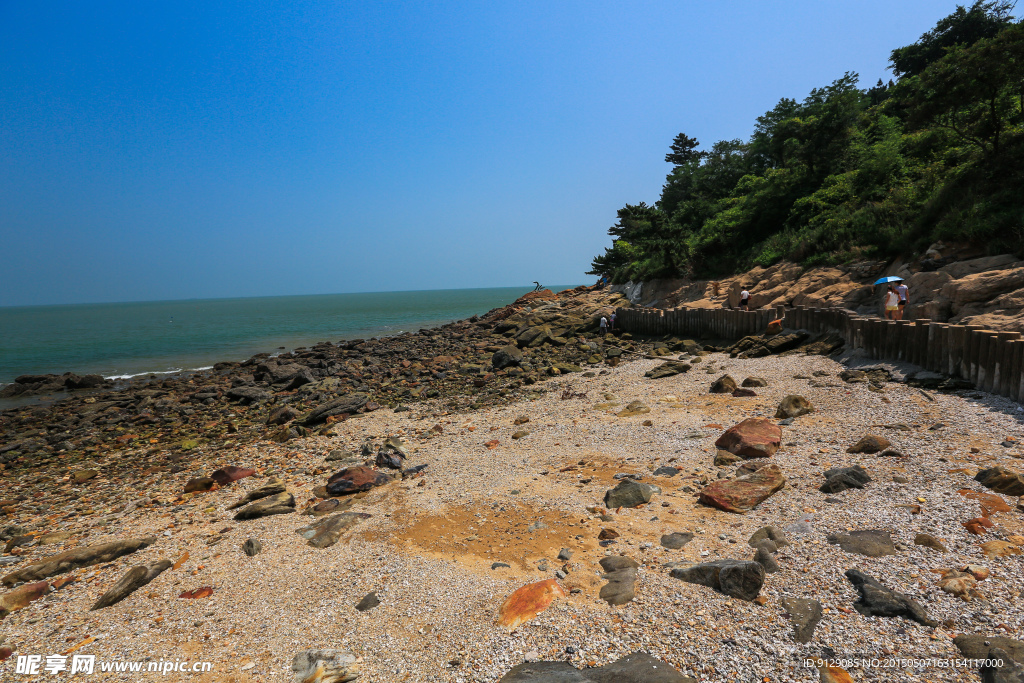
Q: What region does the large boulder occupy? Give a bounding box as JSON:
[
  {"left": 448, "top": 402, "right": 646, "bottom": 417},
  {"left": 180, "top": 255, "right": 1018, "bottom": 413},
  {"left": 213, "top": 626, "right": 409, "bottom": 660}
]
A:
[
  {"left": 698, "top": 464, "right": 785, "bottom": 513},
  {"left": 714, "top": 418, "right": 782, "bottom": 458},
  {"left": 671, "top": 559, "right": 765, "bottom": 601},
  {"left": 775, "top": 395, "right": 814, "bottom": 419},
  {"left": 492, "top": 345, "right": 524, "bottom": 369},
  {"left": 976, "top": 466, "right": 1024, "bottom": 497},
  {"left": 845, "top": 569, "right": 937, "bottom": 626}
]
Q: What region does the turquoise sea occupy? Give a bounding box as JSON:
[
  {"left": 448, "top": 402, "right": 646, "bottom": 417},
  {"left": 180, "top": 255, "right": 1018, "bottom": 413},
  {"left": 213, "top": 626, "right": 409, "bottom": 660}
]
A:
[{"left": 0, "top": 286, "right": 578, "bottom": 387}]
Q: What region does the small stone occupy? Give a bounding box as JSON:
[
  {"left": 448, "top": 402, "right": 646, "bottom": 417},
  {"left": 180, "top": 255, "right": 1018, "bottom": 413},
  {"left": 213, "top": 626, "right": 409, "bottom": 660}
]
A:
[
  {"left": 242, "top": 538, "right": 262, "bottom": 556},
  {"left": 847, "top": 434, "right": 890, "bottom": 454}
]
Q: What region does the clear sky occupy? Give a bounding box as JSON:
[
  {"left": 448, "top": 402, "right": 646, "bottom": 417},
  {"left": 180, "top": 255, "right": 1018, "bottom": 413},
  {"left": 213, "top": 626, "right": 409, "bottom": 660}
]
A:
[{"left": 1, "top": 1, "right": 955, "bottom": 306}]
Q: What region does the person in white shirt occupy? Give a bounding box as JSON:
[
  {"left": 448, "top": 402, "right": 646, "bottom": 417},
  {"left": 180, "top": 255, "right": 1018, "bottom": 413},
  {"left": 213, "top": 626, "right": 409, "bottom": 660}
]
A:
[
  {"left": 739, "top": 288, "right": 750, "bottom": 309},
  {"left": 895, "top": 282, "right": 909, "bottom": 320}
]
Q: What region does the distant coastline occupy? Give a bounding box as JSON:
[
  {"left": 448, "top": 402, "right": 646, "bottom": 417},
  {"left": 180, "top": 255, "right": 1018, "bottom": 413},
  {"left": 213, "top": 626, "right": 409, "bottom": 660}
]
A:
[{"left": 0, "top": 285, "right": 581, "bottom": 392}]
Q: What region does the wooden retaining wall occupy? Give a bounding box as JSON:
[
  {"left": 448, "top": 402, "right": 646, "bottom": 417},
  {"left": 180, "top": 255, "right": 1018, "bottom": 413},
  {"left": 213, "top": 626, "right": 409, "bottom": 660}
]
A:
[{"left": 614, "top": 305, "right": 1024, "bottom": 403}]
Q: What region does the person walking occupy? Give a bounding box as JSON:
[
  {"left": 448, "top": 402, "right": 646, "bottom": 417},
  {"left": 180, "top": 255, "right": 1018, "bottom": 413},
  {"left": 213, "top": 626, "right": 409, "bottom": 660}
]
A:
[
  {"left": 895, "top": 280, "right": 909, "bottom": 320},
  {"left": 739, "top": 287, "right": 751, "bottom": 309},
  {"left": 599, "top": 315, "right": 609, "bottom": 333},
  {"left": 884, "top": 284, "right": 899, "bottom": 320},
  {"left": 609, "top": 312, "right": 617, "bottom": 330}
]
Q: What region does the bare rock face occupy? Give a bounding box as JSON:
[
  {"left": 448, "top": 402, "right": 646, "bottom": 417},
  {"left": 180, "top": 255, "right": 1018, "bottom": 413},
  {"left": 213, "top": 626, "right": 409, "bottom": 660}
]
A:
[
  {"left": 290, "top": 649, "right": 360, "bottom": 683},
  {"left": 699, "top": 464, "right": 785, "bottom": 513},
  {"left": 714, "top": 418, "right": 782, "bottom": 458},
  {"left": 2, "top": 537, "right": 157, "bottom": 586},
  {"left": 91, "top": 560, "right": 172, "bottom": 610}
]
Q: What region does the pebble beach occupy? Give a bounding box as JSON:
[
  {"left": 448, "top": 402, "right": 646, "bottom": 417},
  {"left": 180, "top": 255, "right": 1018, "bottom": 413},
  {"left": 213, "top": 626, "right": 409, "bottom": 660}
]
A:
[{"left": 2, "top": 341, "right": 1023, "bottom": 682}]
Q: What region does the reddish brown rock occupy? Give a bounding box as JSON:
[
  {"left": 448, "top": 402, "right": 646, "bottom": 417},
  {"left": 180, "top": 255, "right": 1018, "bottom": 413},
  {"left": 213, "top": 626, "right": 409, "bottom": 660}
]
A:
[
  {"left": 0, "top": 646, "right": 12, "bottom": 661},
  {"left": 731, "top": 388, "right": 757, "bottom": 397},
  {"left": 699, "top": 464, "right": 786, "bottom": 513},
  {"left": 210, "top": 466, "right": 255, "bottom": 486},
  {"left": 497, "top": 579, "right": 566, "bottom": 629},
  {"left": 598, "top": 528, "right": 620, "bottom": 540},
  {"left": 0, "top": 581, "right": 49, "bottom": 618},
  {"left": 179, "top": 587, "right": 213, "bottom": 599},
  {"left": 326, "top": 466, "right": 392, "bottom": 496},
  {"left": 714, "top": 418, "right": 782, "bottom": 458},
  {"left": 963, "top": 517, "right": 994, "bottom": 535},
  {"left": 975, "top": 466, "right": 1024, "bottom": 497}
]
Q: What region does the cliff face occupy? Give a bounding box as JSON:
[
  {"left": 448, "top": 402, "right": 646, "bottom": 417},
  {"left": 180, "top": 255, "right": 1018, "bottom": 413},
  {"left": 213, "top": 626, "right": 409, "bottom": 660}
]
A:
[{"left": 616, "top": 248, "right": 1024, "bottom": 334}]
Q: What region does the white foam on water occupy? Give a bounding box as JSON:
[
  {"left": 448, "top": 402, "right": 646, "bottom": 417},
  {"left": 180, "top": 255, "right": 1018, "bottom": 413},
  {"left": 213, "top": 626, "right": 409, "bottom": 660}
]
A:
[{"left": 105, "top": 366, "right": 214, "bottom": 381}]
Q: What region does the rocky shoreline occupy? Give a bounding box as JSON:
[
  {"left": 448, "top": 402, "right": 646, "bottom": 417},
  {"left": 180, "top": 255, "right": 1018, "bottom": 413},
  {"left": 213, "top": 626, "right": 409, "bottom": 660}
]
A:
[{"left": 1, "top": 285, "right": 1024, "bottom": 682}]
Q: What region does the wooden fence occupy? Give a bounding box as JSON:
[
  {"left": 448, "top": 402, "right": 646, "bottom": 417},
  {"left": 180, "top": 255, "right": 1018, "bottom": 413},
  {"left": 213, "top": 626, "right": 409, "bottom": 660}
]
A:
[{"left": 614, "top": 305, "right": 1024, "bottom": 402}]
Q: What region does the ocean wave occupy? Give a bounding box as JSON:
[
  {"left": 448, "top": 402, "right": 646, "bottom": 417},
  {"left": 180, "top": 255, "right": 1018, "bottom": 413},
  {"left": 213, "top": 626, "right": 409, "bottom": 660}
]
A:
[{"left": 105, "top": 366, "right": 214, "bottom": 381}]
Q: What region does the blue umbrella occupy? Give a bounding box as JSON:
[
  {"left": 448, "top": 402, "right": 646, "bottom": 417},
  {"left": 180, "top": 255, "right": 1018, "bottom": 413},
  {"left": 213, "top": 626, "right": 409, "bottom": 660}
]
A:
[{"left": 873, "top": 276, "right": 904, "bottom": 285}]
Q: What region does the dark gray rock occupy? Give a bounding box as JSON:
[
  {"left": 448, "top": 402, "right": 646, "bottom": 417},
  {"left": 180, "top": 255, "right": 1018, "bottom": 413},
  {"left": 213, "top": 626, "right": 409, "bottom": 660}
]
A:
[
  {"left": 225, "top": 386, "right": 271, "bottom": 404},
  {"left": 498, "top": 662, "right": 591, "bottom": 682},
  {"left": 498, "top": 652, "right": 695, "bottom": 683},
  {"left": 355, "top": 592, "right": 380, "bottom": 612},
  {"left": 820, "top": 465, "right": 872, "bottom": 493},
  {"left": 845, "top": 569, "right": 936, "bottom": 626},
  {"left": 753, "top": 543, "right": 780, "bottom": 573},
  {"left": 982, "top": 648, "right": 1024, "bottom": 683},
  {"left": 914, "top": 533, "right": 948, "bottom": 553},
  {"left": 604, "top": 479, "right": 656, "bottom": 509},
  {"left": 828, "top": 530, "right": 895, "bottom": 557},
  {"left": 492, "top": 345, "right": 524, "bottom": 369},
  {"left": 781, "top": 597, "right": 822, "bottom": 644},
  {"left": 226, "top": 478, "right": 286, "bottom": 510},
  {"left": 660, "top": 532, "right": 694, "bottom": 550},
  {"left": 670, "top": 559, "right": 765, "bottom": 601},
  {"left": 644, "top": 361, "right": 691, "bottom": 379},
  {"left": 953, "top": 634, "right": 1024, "bottom": 663},
  {"left": 975, "top": 466, "right": 1024, "bottom": 497},
  {"left": 653, "top": 466, "right": 679, "bottom": 477},
  {"left": 242, "top": 538, "right": 262, "bottom": 556},
  {"left": 296, "top": 512, "right": 371, "bottom": 548}
]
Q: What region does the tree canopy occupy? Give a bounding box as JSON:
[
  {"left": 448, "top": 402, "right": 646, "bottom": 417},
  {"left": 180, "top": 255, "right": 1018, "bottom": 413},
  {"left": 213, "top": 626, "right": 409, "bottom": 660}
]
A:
[{"left": 589, "top": 2, "right": 1024, "bottom": 284}]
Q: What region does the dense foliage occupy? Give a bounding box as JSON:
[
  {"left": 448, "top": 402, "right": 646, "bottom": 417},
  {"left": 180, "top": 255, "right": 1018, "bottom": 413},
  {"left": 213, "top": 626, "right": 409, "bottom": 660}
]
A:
[{"left": 589, "top": 2, "right": 1024, "bottom": 283}]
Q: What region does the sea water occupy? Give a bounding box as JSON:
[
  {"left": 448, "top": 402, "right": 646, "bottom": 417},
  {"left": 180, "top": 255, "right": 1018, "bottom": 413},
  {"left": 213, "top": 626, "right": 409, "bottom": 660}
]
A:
[{"left": 0, "top": 286, "right": 578, "bottom": 386}]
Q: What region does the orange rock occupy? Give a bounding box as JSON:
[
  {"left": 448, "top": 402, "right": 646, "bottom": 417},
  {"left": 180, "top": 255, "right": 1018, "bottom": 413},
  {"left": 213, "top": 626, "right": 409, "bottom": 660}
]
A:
[
  {"left": 957, "top": 489, "right": 1011, "bottom": 515},
  {"left": 981, "top": 540, "right": 1023, "bottom": 558},
  {"left": 497, "top": 579, "right": 566, "bottom": 629},
  {"left": 179, "top": 587, "right": 214, "bottom": 599},
  {"left": 172, "top": 552, "right": 189, "bottom": 570},
  {"left": 816, "top": 663, "right": 855, "bottom": 683},
  {"left": 484, "top": 440, "right": 499, "bottom": 450}
]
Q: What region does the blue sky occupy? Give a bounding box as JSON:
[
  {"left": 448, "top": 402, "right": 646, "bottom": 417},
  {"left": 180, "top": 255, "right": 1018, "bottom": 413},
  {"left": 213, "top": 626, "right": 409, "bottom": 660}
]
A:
[{"left": 1, "top": 1, "right": 955, "bottom": 306}]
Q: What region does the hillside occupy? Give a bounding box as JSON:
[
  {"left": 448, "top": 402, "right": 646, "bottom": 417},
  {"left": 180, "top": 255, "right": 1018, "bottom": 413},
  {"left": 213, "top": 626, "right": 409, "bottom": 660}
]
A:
[{"left": 589, "top": 1, "right": 1024, "bottom": 285}]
